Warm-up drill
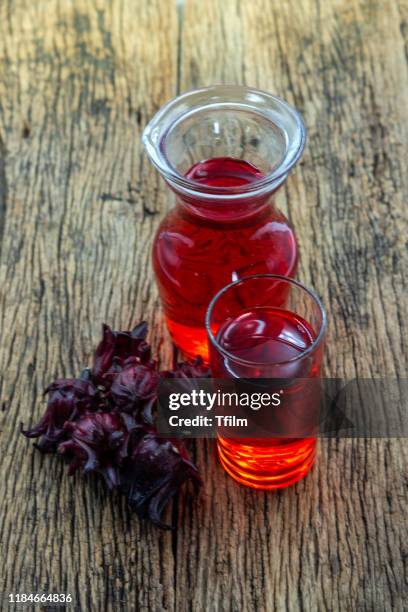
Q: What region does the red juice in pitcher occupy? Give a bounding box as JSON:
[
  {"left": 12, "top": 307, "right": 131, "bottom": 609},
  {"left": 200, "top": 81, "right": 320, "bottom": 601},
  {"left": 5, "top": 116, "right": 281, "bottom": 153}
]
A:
[
  {"left": 152, "top": 157, "right": 298, "bottom": 360},
  {"left": 143, "top": 86, "right": 306, "bottom": 361}
]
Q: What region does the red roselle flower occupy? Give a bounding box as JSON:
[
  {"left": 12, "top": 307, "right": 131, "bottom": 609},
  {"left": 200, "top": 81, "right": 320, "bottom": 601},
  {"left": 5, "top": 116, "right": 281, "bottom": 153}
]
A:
[
  {"left": 20, "top": 373, "right": 99, "bottom": 452},
  {"left": 110, "top": 361, "right": 159, "bottom": 424},
  {"left": 59, "top": 412, "right": 128, "bottom": 490},
  {"left": 120, "top": 434, "right": 202, "bottom": 529},
  {"left": 21, "top": 322, "right": 210, "bottom": 528},
  {"left": 92, "top": 322, "right": 151, "bottom": 387}
]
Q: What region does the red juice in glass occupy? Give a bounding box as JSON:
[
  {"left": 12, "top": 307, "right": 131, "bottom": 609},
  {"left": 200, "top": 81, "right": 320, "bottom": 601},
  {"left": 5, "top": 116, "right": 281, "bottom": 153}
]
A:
[
  {"left": 206, "top": 275, "right": 326, "bottom": 490},
  {"left": 143, "top": 86, "right": 306, "bottom": 361}
]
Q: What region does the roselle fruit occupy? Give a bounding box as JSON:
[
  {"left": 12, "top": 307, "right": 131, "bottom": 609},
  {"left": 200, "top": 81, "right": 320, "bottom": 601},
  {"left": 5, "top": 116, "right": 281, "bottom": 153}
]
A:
[
  {"left": 92, "top": 322, "right": 151, "bottom": 386},
  {"left": 21, "top": 322, "right": 210, "bottom": 528},
  {"left": 120, "top": 434, "right": 201, "bottom": 529},
  {"left": 59, "top": 412, "right": 128, "bottom": 489},
  {"left": 21, "top": 373, "right": 99, "bottom": 452},
  {"left": 110, "top": 362, "right": 159, "bottom": 424}
]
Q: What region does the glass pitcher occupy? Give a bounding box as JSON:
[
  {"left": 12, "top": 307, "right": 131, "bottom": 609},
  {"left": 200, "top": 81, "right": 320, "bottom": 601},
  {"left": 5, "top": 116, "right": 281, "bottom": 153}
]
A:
[{"left": 142, "top": 85, "right": 306, "bottom": 361}]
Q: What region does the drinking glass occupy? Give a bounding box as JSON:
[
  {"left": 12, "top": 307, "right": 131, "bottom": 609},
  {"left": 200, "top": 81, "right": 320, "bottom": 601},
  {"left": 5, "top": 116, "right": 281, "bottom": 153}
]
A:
[{"left": 206, "top": 274, "right": 326, "bottom": 489}]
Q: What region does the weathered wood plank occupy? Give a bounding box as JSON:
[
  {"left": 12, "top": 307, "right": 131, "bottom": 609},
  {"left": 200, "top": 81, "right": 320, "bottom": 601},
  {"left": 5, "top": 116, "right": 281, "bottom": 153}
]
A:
[
  {"left": 0, "top": 1, "right": 178, "bottom": 610},
  {"left": 175, "top": 1, "right": 408, "bottom": 611}
]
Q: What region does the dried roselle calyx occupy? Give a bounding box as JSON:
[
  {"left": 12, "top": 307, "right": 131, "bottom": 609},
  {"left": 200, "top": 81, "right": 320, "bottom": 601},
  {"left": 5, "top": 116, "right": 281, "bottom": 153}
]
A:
[
  {"left": 92, "top": 322, "right": 151, "bottom": 387},
  {"left": 119, "top": 434, "right": 201, "bottom": 529},
  {"left": 21, "top": 321, "right": 204, "bottom": 529},
  {"left": 59, "top": 412, "right": 128, "bottom": 489},
  {"left": 110, "top": 363, "right": 159, "bottom": 424},
  {"left": 21, "top": 376, "right": 99, "bottom": 452}
]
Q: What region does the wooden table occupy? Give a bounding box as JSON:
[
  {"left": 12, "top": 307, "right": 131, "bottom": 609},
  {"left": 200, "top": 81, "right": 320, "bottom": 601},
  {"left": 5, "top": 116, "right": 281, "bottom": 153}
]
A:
[{"left": 1, "top": 1, "right": 407, "bottom": 610}]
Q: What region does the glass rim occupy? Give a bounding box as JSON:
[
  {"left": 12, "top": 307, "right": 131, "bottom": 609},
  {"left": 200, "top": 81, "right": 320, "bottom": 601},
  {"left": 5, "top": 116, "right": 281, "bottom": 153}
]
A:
[
  {"left": 142, "top": 85, "right": 307, "bottom": 198},
  {"left": 205, "top": 274, "right": 327, "bottom": 368}
]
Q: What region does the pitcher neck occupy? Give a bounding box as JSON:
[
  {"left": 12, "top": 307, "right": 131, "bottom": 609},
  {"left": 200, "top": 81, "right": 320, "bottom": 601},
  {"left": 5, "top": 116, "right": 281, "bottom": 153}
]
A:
[
  {"left": 142, "top": 86, "right": 306, "bottom": 208},
  {"left": 171, "top": 180, "right": 282, "bottom": 224}
]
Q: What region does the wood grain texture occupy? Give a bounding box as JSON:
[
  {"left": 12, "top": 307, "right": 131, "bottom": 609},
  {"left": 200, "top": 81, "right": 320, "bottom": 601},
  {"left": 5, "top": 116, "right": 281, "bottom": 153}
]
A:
[
  {"left": 0, "top": 0, "right": 407, "bottom": 611},
  {"left": 0, "top": 1, "right": 178, "bottom": 611}
]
